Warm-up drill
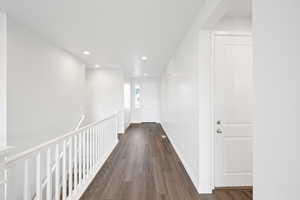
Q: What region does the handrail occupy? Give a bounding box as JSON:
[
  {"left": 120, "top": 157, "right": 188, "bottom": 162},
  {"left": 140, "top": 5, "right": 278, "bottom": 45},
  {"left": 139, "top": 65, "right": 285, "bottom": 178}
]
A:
[{"left": 5, "top": 113, "right": 116, "bottom": 165}]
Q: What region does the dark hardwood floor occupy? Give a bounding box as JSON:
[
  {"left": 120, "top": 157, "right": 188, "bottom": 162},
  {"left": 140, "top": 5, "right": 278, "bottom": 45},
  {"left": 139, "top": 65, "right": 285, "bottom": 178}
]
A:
[
  {"left": 80, "top": 123, "right": 252, "bottom": 200},
  {"left": 199, "top": 188, "right": 252, "bottom": 200}
]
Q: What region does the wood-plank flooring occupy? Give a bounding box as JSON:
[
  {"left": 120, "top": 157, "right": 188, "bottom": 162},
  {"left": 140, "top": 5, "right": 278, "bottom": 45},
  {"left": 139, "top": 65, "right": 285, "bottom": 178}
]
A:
[
  {"left": 199, "top": 188, "right": 253, "bottom": 200},
  {"left": 80, "top": 123, "right": 252, "bottom": 200}
]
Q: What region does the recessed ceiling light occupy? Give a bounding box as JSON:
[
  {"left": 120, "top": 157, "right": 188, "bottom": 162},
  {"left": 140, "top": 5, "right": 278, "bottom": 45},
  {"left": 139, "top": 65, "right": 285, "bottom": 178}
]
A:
[
  {"left": 95, "top": 64, "right": 100, "bottom": 68},
  {"left": 141, "top": 56, "right": 148, "bottom": 61},
  {"left": 83, "top": 51, "right": 91, "bottom": 55}
]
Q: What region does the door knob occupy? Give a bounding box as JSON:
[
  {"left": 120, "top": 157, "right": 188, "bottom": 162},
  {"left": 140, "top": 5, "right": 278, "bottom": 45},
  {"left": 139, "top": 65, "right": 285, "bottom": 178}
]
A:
[{"left": 216, "top": 128, "right": 223, "bottom": 134}]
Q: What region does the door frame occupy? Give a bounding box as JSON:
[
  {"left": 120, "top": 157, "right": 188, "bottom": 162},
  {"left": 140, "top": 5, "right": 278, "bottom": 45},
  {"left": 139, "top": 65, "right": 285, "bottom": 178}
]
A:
[{"left": 210, "top": 31, "right": 253, "bottom": 190}]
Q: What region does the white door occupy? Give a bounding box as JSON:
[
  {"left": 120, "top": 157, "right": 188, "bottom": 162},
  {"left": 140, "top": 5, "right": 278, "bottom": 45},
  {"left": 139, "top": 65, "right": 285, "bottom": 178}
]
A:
[
  {"left": 214, "top": 34, "right": 253, "bottom": 187},
  {"left": 140, "top": 79, "right": 160, "bottom": 122},
  {"left": 131, "top": 78, "right": 160, "bottom": 123}
]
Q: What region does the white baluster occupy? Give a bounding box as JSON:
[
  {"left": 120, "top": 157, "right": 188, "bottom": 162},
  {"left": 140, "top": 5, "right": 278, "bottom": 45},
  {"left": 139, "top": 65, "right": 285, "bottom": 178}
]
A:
[
  {"left": 74, "top": 134, "right": 78, "bottom": 190},
  {"left": 95, "top": 127, "right": 97, "bottom": 165},
  {"left": 90, "top": 128, "right": 93, "bottom": 172},
  {"left": 96, "top": 127, "right": 99, "bottom": 164},
  {"left": 100, "top": 126, "right": 102, "bottom": 162},
  {"left": 62, "top": 141, "right": 67, "bottom": 200},
  {"left": 55, "top": 144, "right": 60, "bottom": 200},
  {"left": 79, "top": 132, "right": 82, "bottom": 185},
  {"left": 89, "top": 128, "right": 93, "bottom": 173},
  {"left": 68, "top": 138, "right": 73, "bottom": 197},
  {"left": 4, "top": 166, "right": 7, "bottom": 200},
  {"left": 90, "top": 128, "right": 93, "bottom": 170},
  {"left": 46, "top": 148, "right": 52, "bottom": 200},
  {"left": 92, "top": 128, "right": 94, "bottom": 170},
  {"left": 95, "top": 127, "right": 97, "bottom": 164},
  {"left": 93, "top": 127, "right": 95, "bottom": 169},
  {"left": 83, "top": 131, "right": 86, "bottom": 180},
  {"left": 100, "top": 126, "right": 103, "bottom": 163},
  {"left": 91, "top": 128, "right": 94, "bottom": 169},
  {"left": 96, "top": 127, "right": 99, "bottom": 163},
  {"left": 87, "top": 129, "right": 90, "bottom": 174},
  {"left": 101, "top": 124, "right": 105, "bottom": 162},
  {"left": 36, "top": 153, "right": 41, "bottom": 200},
  {"left": 24, "top": 159, "right": 29, "bottom": 200}
]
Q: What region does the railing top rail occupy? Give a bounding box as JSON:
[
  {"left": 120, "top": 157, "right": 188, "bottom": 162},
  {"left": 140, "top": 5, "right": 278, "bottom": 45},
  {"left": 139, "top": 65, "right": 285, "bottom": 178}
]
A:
[{"left": 5, "top": 112, "right": 121, "bottom": 165}]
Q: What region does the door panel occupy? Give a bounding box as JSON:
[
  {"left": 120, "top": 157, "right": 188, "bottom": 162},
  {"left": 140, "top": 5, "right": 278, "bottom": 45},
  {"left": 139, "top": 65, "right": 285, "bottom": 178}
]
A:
[
  {"left": 214, "top": 35, "right": 253, "bottom": 187},
  {"left": 224, "top": 138, "right": 253, "bottom": 173}
]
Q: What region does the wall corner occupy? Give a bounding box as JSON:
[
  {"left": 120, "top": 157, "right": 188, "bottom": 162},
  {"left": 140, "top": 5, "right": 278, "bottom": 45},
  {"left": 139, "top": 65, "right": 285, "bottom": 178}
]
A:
[{"left": 0, "top": 12, "right": 7, "bottom": 147}]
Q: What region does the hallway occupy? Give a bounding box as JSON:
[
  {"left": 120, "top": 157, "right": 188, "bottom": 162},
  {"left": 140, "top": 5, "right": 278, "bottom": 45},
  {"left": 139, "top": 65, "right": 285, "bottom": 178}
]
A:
[{"left": 80, "top": 123, "right": 253, "bottom": 200}]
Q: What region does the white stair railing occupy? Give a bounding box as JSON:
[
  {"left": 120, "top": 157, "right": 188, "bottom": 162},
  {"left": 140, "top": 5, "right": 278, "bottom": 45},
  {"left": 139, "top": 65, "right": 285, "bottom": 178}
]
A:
[
  {"left": 32, "top": 114, "right": 85, "bottom": 200},
  {"left": 0, "top": 146, "right": 14, "bottom": 200},
  {"left": 0, "top": 111, "right": 124, "bottom": 200}
]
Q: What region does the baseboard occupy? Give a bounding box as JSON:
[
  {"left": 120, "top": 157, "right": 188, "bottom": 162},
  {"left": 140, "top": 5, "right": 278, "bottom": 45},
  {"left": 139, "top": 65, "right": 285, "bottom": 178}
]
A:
[
  {"left": 214, "top": 186, "right": 253, "bottom": 190},
  {"left": 199, "top": 186, "right": 213, "bottom": 194},
  {"left": 159, "top": 124, "right": 200, "bottom": 194}
]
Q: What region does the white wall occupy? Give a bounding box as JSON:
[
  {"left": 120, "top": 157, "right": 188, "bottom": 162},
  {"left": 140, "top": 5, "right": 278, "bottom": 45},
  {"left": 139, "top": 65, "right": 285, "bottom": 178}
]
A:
[
  {"left": 5, "top": 17, "right": 85, "bottom": 200},
  {"left": 160, "top": 0, "right": 221, "bottom": 192},
  {"left": 214, "top": 16, "right": 251, "bottom": 32},
  {"left": 253, "top": 0, "right": 300, "bottom": 199},
  {"left": 161, "top": 0, "right": 252, "bottom": 194},
  {"left": 7, "top": 18, "right": 85, "bottom": 152},
  {"left": 197, "top": 30, "right": 213, "bottom": 193},
  {"left": 0, "top": 12, "right": 7, "bottom": 147},
  {"left": 161, "top": 0, "right": 224, "bottom": 193},
  {"left": 161, "top": 26, "right": 200, "bottom": 190},
  {"left": 124, "top": 77, "right": 131, "bottom": 129},
  {"left": 131, "top": 77, "right": 161, "bottom": 123},
  {"left": 85, "top": 68, "right": 124, "bottom": 125}
]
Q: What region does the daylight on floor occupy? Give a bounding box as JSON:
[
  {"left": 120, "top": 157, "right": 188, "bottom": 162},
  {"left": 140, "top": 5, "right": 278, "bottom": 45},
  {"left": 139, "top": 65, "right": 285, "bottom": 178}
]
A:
[{"left": 0, "top": 0, "right": 299, "bottom": 200}]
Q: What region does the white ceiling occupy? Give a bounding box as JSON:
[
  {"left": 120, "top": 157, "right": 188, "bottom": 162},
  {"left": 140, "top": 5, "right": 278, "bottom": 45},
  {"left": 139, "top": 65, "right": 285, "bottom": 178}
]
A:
[{"left": 0, "top": 0, "right": 204, "bottom": 77}]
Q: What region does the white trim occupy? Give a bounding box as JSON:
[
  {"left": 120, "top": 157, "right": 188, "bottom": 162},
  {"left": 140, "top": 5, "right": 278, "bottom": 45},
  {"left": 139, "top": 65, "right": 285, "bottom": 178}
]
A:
[
  {"left": 210, "top": 31, "right": 216, "bottom": 191},
  {"left": 162, "top": 125, "right": 199, "bottom": 192},
  {"left": 214, "top": 31, "right": 252, "bottom": 37}
]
